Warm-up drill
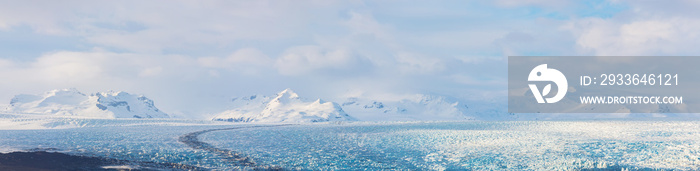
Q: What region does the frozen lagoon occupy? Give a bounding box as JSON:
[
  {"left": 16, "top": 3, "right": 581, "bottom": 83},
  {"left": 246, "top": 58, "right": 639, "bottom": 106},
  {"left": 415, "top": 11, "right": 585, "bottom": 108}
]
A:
[{"left": 0, "top": 115, "right": 699, "bottom": 170}]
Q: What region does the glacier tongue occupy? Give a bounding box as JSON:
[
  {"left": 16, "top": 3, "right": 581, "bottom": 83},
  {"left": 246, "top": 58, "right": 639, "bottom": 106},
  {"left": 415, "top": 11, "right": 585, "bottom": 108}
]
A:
[
  {"left": 212, "top": 89, "right": 356, "bottom": 123},
  {"left": 6, "top": 88, "right": 169, "bottom": 119}
]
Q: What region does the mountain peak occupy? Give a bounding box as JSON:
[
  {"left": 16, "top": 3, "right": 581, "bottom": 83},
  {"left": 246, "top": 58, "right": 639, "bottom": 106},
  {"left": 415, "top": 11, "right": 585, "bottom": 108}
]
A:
[
  {"left": 51, "top": 88, "right": 80, "bottom": 92},
  {"left": 276, "top": 88, "right": 299, "bottom": 99},
  {"left": 45, "top": 88, "right": 85, "bottom": 96},
  {"left": 7, "top": 89, "right": 169, "bottom": 119},
  {"left": 213, "top": 89, "right": 355, "bottom": 123},
  {"left": 96, "top": 90, "right": 130, "bottom": 97}
]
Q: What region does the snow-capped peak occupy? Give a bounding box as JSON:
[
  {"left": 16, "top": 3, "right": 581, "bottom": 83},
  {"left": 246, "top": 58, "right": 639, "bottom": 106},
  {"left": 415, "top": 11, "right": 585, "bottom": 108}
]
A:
[
  {"left": 276, "top": 88, "right": 300, "bottom": 99},
  {"left": 340, "top": 94, "right": 475, "bottom": 121},
  {"left": 44, "top": 88, "right": 84, "bottom": 96},
  {"left": 213, "top": 89, "right": 355, "bottom": 123},
  {"left": 6, "top": 89, "right": 169, "bottom": 119},
  {"left": 96, "top": 90, "right": 129, "bottom": 97},
  {"left": 33, "top": 88, "right": 88, "bottom": 107},
  {"left": 268, "top": 88, "right": 302, "bottom": 106},
  {"left": 92, "top": 91, "right": 167, "bottom": 118}
]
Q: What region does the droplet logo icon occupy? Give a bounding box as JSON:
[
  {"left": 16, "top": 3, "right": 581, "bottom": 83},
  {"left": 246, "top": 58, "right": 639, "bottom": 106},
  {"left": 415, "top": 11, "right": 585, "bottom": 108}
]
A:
[{"left": 528, "top": 64, "right": 567, "bottom": 103}]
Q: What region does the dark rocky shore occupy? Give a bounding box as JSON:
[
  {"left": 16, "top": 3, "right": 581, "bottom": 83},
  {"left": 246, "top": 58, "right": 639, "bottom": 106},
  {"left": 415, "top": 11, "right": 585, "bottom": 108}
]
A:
[{"left": 0, "top": 151, "right": 203, "bottom": 171}]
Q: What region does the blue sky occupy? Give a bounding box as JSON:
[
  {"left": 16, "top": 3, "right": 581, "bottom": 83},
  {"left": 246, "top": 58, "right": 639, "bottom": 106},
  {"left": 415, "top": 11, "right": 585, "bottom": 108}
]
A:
[{"left": 0, "top": 0, "right": 697, "bottom": 117}]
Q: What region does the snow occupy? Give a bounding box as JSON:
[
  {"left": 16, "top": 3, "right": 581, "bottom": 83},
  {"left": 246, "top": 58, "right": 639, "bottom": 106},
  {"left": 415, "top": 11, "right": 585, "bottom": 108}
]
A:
[
  {"left": 9, "top": 88, "right": 688, "bottom": 122},
  {"left": 213, "top": 89, "right": 489, "bottom": 122},
  {"left": 4, "top": 88, "right": 169, "bottom": 119},
  {"left": 212, "top": 89, "right": 356, "bottom": 123},
  {"left": 204, "top": 121, "right": 700, "bottom": 170},
  {"left": 3, "top": 89, "right": 699, "bottom": 169},
  {"left": 93, "top": 91, "right": 168, "bottom": 118},
  {"left": 0, "top": 116, "right": 698, "bottom": 170},
  {"left": 340, "top": 94, "right": 475, "bottom": 121}
]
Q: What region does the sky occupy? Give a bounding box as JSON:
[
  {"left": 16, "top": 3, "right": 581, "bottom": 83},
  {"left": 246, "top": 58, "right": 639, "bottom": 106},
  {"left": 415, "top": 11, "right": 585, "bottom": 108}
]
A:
[{"left": 1, "top": 0, "right": 700, "bottom": 118}]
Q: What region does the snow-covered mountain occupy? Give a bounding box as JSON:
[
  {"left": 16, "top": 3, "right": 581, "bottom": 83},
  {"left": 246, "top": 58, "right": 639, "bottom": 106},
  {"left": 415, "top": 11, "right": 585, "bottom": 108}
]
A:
[
  {"left": 211, "top": 89, "right": 510, "bottom": 122},
  {"left": 5, "top": 88, "right": 169, "bottom": 119},
  {"left": 340, "top": 94, "right": 478, "bottom": 121},
  {"left": 212, "top": 89, "right": 355, "bottom": 123}
]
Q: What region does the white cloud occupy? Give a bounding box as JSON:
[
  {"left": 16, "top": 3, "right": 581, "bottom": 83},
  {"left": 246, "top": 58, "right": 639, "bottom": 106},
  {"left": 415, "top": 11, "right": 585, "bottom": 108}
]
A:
[
  {"left": 139, "top": 67, "right": 163, "bottom": 77},
  {"left": 197, "top": 48, "right": 273, "bottom": 75},
  {"left": 563, "top": 0, "right": 700, "bottom": 56},
  {"left": 450, "top": 74, "right": 505, "bottom": 87},
  {"left": 569, "top": 17, "right": 700, "bottom": 55},
  {"left": 275, "top": 46, "right": 359, "bottom": 76},
  {"left": 395, "top": 52, "right": 444, "bottom": 74},
  {"left": 494, "top": 0, "right": 570, "bottom": 8},
  {"left": 0, "top": 1, "right": 360, "bottom": 52},
  {"left": 9, "top": 1, "right": 681, "bottom": 116},
  {"left": 0, "top": 58, "right": 14, "bottom": 67},
  {"left": 198, "top": 48, "right": 271, "bottom": 68},
  {"left": 0, "top": 50, "right": 199, "bottom": 92},
  {"left": 343, "top": 12, "right": 394, "bottom": 43},
  {"left": 0, "top": 50, "right": 226, "bottom": 116},
  {"left": 33, "top": 51, "right": 105, "bottom": 82},
  {"left": 0, "top": 1, "right": 78, "bottom": 34}
]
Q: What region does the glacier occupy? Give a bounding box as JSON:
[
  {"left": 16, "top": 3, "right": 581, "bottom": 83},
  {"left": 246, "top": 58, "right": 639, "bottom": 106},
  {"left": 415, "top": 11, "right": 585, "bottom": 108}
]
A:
[
  {"left": 0, "top": 117, "right": 699, "bottom": 170},
  {"left": 1, "top": 88, "right": 699, "bottom": 170}
]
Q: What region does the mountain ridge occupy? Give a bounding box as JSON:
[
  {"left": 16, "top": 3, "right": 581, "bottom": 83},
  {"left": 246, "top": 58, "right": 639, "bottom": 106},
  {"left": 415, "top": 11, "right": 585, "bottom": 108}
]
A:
[
  {"left": 5, "top": 88, "right": 169, "bottom": 119},
  {"left": 212, "top": 89, "right": 483, "bottom": 122},
  {"left": 212, "top": 89, "right": 355, "bottom": 123}
]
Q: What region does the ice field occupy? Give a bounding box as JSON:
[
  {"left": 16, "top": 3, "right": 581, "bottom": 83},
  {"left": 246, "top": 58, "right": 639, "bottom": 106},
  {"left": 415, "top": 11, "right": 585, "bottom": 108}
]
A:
[{"left": 0, "top": 113, "right": 699, "bottom": 170}]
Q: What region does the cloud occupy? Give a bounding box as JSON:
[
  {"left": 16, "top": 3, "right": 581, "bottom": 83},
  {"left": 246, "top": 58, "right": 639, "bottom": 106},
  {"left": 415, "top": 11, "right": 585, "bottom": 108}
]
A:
[
  {"left": 0, "top": 1, "right": 360, "bottom": 53},
  {"left": 394, "top": 52, "right": 445, "bottom": 74},
  {"left": 10, "top": 1, "right": 700, "bottom": 117},
  {"left": 493, "top": 0, "right": 571, "bottom": 8},
  {"left": 33, "top": 51, "right": 105, "bottom": 82},
  {"left": 557, "top": 0, "right": 700, "bottom": 56},
  {"left": 12, "top": 51, "right": 179, "bottom": 84},
  {"left": 0, "top": 1, "right": 543, "bottom": 115},
  {"left": 139, "top": 67, "right": 163, "bottom": 77},
  {"left": 568, "top": 15, "right": 700, "bottom": 55},
  {"left": 343, "top": 12, "right": 395, "bottom": 44},
  {"left": 198, "top": 48, "right": 272, "bottom": 75},
  {"left": 0, "top": 1, "right": 78, "bottom": 34},
  {"left": 0, "top": 49, "right": 223, "bottom": 116},
  {"left": 0, "top": 58, "right": 12, "bottom": 67},
  {"left": 274, "top": 46, "right": 361, "bottom": 76}
]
